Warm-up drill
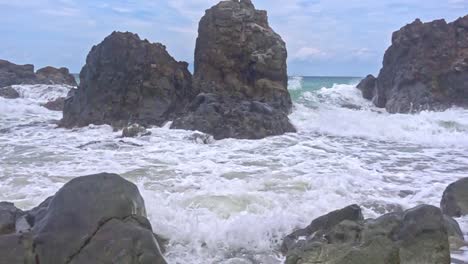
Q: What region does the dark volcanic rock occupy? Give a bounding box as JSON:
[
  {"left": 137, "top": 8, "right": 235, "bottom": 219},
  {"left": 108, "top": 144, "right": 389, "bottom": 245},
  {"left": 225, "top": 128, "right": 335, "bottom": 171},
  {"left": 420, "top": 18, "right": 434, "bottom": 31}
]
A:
[
  {"left": 357, "top": 74, "right": 377, "bottom": 101},
  {"left": 358, "top": 16, "right": 468, "bottom": 113},
  {"left": 193, "top": 0, "right": 292, "bottom": 113},
  {"left": 441, "top": 178, "right": 468, "bottom": 217},
  {"left": 0, "top": 86, "right": 20, "bottom": 99},
  {"left": 0, "top": 173, "right": 167, "bottom": 264},
  {"left": 0, "top": 60, "right": 37, "bottom": 88},
  {"left": 41, "top": 97, "right": 66, "bottom": 111},
  {"left": 171, "top": 93, "right": 296, "bottom": 140},
  {"left": 61, "top": 31, "right": 194, "bottom": 129},
  {"left": 36, "top": 66, "right": 77, "bottom": 86},
  {"left": 172, "top": 0, "right": 295, "bottom": 139},
  {"left": 283, "top": 204, "right": 454, "bottom": 264}
]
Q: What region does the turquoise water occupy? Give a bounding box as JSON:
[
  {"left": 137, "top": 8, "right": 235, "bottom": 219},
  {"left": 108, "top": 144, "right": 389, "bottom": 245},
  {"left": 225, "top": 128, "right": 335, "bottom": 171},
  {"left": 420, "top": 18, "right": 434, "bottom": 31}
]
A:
[{"left": 288, "top": 76, "right": 362, "bottom": 101}]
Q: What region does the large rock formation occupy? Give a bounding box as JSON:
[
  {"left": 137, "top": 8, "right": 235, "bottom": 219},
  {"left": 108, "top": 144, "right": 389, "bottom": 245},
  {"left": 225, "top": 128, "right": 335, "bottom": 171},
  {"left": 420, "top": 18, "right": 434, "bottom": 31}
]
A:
[
  {"left": 0, "top": 59, "right": 76, "bottom": 88},
  {"left": 36, "top": 66, "right": 77, "bottom": 86},
  {"left": 61, "top": 31, "right": 194, "bottom": 128},
  {"left": 358, "top": 15, "right": 468, "bottom": 113},
  {"left": 283, "top": 204, "right": 461, "bottom": 264},
  {"left": 172, "top": 0, "right": 296, "bottom": 139},
  {"left": 0, "top": 173, "right": 167, "bottom": 264},
  {"left": 441, "top": 178, "right": 468, "bottom": 217}
]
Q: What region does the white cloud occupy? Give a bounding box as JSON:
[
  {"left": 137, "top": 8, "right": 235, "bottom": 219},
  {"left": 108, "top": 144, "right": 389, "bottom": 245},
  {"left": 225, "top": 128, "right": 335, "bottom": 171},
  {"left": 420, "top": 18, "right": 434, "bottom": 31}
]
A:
[{"left": 291, "top": 47, "right": 328, "bottom": 61}]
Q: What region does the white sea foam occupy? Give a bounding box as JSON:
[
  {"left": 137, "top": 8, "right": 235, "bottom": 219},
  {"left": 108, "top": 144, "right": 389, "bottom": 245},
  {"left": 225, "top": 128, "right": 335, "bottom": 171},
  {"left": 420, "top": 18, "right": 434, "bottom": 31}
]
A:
[
  {"left": 287, "top": 76, "right": 303, "bottom": 91},
  {"left": 0, "top": 83, "right": 467, "bottom": 263}
]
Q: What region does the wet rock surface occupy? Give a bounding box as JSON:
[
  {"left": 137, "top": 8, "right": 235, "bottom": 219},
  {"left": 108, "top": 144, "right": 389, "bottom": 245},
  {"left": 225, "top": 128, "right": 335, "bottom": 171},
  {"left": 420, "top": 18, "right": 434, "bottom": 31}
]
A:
[
  {"left": 0, "top": 173, "right": 167, "bottom": 264},
  {"left": 36, "top": 66, "right": 77, "bottom": 86},
  {"left": 358, "top": 15, "right": 468, "bottom": 113},
  {"left": 441, "top": 177, "right": 468, "bottom": 217},
  {"left": 283, "top": 204, "right": 458, "bottom": 264},
  {"left": 61, "top": 31, "right": 194, "bottom": 129},
  {"left": 0, "top": 86, "right": 20, "bottom": 99}
]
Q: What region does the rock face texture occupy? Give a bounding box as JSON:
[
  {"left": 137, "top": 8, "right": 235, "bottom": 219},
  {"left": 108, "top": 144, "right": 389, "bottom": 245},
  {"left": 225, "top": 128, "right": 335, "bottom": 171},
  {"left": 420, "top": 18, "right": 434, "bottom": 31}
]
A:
[
  {"left": 61, "top": 31, "right": 194, "bottom": 128},
  {"left": 0, "top": 59, "right": 76, "bottom": 88},
  {"left": 0, "top": 86, "right": 20, "bottom": 99},
  {"left": 0, "top": 173, "right": 167, "bottom": 264},
  {"left": 441, "top": 178, "right": 468, "bottom": 217},
  {"left": 172, "top": 93, "right": 296, "bottom": 140},
  {"left": 283, "top": 204, "right": 459, "bottom": 264},
  {"left": 36, "top": 66, "right": 77, "bottom": 86},
  {"left": 172, "top": 0, "right": 295, "bottom": 139},
  {"left": 358, "top": 16, "right": 468, "bottom": 113}
]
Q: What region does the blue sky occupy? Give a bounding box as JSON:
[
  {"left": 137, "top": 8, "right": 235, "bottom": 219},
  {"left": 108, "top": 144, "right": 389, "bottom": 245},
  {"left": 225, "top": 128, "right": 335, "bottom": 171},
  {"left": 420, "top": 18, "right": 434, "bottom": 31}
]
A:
[{"left": 0, "top": 0, "right": 466, "bottom": 76}]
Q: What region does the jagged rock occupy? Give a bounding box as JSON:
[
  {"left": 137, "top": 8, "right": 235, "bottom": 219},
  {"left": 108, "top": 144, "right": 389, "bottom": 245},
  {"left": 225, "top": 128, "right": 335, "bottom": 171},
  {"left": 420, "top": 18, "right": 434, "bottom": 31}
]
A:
[
  {"left": 357, "top": 74, "right": 376, "bottom": 100},
  {"left": 173, "top": 0, "right": 295, "bottom": 139},
  {"left": 171, "top": 93, "right": 296, "bottom": 140},
  {"left": 185, "top": 132, "right": 215, "bottom": 144},
  {"left": 41, "top": 97, "right": 66, "bottom": 111},
  {"left": 0, "top": 173, "right": 167, "bottom": 264},
  {"left": 0, "top": 86, "right": 20, "bottom": 99},
  {"left": 0, "top": 202, "right": 23, "bottom": 235},
  {"left": 441, "top": 177, "right": 468, "bottom": 217},
  {"left": 358, "top": 15, "right": 468, "bottom": 113},
  {"left": 61, "top": 31, "right": 194, "bottom": 129},
  {"left": 36, "top": 66, "right": 77, "bottom": 86},
  {"left": 283, "top": 204, "right": 453, "bottom": 264},
  {"left": 122, "top": 124, "right": 151, "bottom": 138},
  {"left": 0, "top": 60, "right": 37, "bottom": 88}
]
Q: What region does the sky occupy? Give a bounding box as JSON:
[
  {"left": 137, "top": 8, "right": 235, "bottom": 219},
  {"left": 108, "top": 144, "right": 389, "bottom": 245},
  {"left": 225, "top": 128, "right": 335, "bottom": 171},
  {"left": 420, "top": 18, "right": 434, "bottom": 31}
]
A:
[{"left": 0, "top": 0, "right": 466, "bottom": 76}]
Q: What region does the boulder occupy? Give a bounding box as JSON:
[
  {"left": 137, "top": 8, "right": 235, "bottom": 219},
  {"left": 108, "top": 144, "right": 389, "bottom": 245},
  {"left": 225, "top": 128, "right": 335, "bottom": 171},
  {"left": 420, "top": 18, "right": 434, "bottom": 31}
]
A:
[
  {"left": 358, "top": 16, "right": 468, "bottom": 113},
  {"left": 0, "top": 202, "right": 23, "bottom": 235},
  {"left": 41, "top": 97, "right": 66, "bottom": 111},
  {"left": 122, "top": 124, "right": 151, "bottom": 138},
  {"left": 172, "top": 0, "right": 295, "bottom": 139},
  {"left": 171, "top": 93, "right": 296, "bottom": 140},
  {"left": 0, "top": 86, "right": 20, "bottom": 99},
  {"left": 283, "top": 204, "right": 454, "bottom": 264},
  {"left": 0, "top": 60, "right": 37, "bottom": 88},
  {"left": 61, "top": 31, "right": 194, "bottom": 129},
  {"left": 357, "top": 74, "right": 376, "bottom": 101},
  {"left": 441, "top": 178, "right": 468, "bottom": 217},
  {"left": 0, "top": 173, "right": 167, "bottom": 264},
  {"left": 36, "top": 66, "right": 77, "bottom": 86}
]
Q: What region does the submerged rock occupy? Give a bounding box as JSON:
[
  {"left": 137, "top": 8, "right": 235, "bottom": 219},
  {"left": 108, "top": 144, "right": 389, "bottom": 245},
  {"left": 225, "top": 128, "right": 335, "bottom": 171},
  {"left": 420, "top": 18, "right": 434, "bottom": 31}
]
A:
[
  {"left": 41, "top": 97, "right": 66, "bottom": 111},
  {"left": 172, "top": 93, "right": 296, "bottom": 140},
  {"left": 173, "top": 0, "right": 295, "bottom": 139},
  {"left": 36, "top": 66, "right": 77, "bottom": 86},
  {"left": 283, "top": 204, "right": 457, "bottom": 264},
  {"left": 358, "top": 15, "right": 468, "bottom": 113},
  {"left": 0, "top": 173, "right": 167, "bottom": 264},
  {"left": 61, "top": 31, "right": 194, "bottom": 129},
  {"left": 122, "top": 124, "right": 151, "bottom": 138},
  {"left": 441, "top": 178, "right": 468, "bottom": 217},
  {"left": 0, "top": 86, "right": 20, "bottom": 99}
]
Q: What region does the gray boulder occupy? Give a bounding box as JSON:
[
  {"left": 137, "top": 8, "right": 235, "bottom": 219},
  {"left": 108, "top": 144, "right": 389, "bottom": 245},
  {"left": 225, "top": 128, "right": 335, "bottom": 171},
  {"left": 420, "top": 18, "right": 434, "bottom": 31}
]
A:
[
  {"left": 357, "top": 16, "right": 468, "bottom": 113},
  {"left": 61, "top": 31, "right": 194, "bottom": 129},
  {"left": 36, "top": 66, "right": 77, "bottom": 86},
  {"left": 0, "top": 173, "right": 167, "bottom": 264},
  {"left": 283, "top": 204, "right": 454, "bottom": 264},
  {"left": 0, "top": 202, "right": 23, "bottom": 235},
  {"left": 441, "top": 178, "right": 468, "bottom": 217},
  {"left": 0, "top": 86, "right": 20, "bottom": 99},
  {"left": 357, "top": 74, "right": 376, "bottom": 101},
  {"left": 171, "top": 93, "right": 296, "bottom": 140},
  {"left": 0, "top": 60, "right": 37, "bottom": 88}
]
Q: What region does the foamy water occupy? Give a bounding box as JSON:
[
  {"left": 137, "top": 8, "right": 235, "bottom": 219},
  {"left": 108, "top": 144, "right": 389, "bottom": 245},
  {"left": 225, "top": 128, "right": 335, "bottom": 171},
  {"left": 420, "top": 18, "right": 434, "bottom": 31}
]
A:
[{"left": 1, "top": 81, "right": 468, "bottom": 263}]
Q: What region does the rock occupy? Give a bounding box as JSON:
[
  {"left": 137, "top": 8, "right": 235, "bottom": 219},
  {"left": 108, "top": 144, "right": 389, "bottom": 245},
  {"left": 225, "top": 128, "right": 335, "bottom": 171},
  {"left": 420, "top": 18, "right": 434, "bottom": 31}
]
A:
[
  {"left": 283, "top": 204, "right": 452, "bottom": 264},
  {"left": 358, "top": 16, "right": 468, "bottom": 113},
  {"left": 122, "top": 124, "right": 151, "bottom": 138},
  {"left": 443, "top": 215, "right": 465, "bottom": 250},
  {"left": 36, "top": 66, "right": 77, "bottom": 86},
  {"left": 0, "top": 173, "right": 167, "bottom": 264},
  {"left": 0, "top": 59, "right": 37, "bottom": 88},
  {"left": 0, "top": 202, "right": 23, "bottom": 235},
  {"left": 441, "top": 178, "right": 468, "bottom": 217},
  {"left": 171, "top": 93, "right": 296, "bottom": 140},
  {"left": 0, "top": 86, "right": 20, "bottom": 99},
  {"left": 185, "top": 132, "right": 215, "bottom": 144},
  {"left": 41, "top": 97, "right": 66, "bottom": 111},
  {"left": 173, "top": 0, "right": 295, "bottom": 140},
  {"left": 193, "top": 0, "right": 292, "bottom": 113},
  {"left": 61, "top": 31, "right": 194, "bottom": 129},
  {"left": 357, "top": 74, "right": 376, "bottom": 100}
]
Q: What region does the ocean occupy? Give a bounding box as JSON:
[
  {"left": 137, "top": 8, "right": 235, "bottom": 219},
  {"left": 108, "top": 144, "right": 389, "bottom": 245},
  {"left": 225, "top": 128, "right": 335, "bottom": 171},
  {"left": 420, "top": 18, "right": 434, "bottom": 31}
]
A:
[{"left": 1, "top": 77, "right": 468, "bottom": 263}]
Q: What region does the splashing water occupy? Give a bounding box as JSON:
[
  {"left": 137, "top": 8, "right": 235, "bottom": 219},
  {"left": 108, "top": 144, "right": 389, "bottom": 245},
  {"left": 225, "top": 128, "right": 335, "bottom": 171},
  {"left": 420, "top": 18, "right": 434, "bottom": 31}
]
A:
[{"left": 1, "top": 80, "right": 468, "bottom": 263}]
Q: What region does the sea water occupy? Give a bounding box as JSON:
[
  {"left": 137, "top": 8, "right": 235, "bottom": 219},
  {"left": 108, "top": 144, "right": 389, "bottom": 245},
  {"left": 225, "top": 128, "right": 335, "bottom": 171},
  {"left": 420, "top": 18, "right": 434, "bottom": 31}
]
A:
[{"left": 1, "top": 78, "right": 468, "bottom": 263}]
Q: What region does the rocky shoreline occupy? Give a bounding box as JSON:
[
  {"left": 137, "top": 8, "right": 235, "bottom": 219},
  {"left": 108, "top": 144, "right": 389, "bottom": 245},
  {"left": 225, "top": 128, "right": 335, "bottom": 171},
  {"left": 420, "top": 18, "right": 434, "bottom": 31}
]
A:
[{"left": 1, "top": 173, "right": 467, "bottom": 264}]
